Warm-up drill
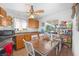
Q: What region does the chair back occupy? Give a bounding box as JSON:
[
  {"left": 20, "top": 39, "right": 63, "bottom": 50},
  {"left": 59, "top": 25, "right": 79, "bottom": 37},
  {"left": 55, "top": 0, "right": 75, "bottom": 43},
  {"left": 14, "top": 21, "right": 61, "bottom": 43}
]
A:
[
  {"left": 23, "top": 39, "right": 35, "bottom": 56},
  {"left": 39, "top": 34, "right": 45, "bottom": 40},
  {"left": 31, "top": 35, "right": 38, "bottom": 41},
  {"left": 51, "top": 34, "right": 61, "bottom": 41}
]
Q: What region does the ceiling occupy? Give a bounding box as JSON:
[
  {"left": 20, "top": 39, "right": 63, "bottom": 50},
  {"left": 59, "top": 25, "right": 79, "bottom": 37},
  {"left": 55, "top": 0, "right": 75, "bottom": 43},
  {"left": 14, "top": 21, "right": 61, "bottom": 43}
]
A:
[{"left": 0, "top": 3, "right": 73, "bottom": 21}]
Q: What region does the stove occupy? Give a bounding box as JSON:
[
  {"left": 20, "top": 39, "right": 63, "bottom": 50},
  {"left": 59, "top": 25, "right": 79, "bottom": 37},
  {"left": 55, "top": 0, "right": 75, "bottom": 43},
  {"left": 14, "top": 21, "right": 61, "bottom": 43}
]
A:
[
  {"left": 0, "top": 30, "right": 15, "bottom": 55},
  {"left": 0, "top": 30, "right": 14, "bottom": 42}
]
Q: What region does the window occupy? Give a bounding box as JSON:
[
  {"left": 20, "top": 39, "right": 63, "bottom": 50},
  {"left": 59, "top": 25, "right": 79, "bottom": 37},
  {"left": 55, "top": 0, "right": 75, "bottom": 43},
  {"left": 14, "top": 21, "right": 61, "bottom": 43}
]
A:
[
  {"left": 13, "top": 18, "right": 27, "bottom": 30},
  {"left": 45, "top": 23, "right": 55, "bottom": 32}
]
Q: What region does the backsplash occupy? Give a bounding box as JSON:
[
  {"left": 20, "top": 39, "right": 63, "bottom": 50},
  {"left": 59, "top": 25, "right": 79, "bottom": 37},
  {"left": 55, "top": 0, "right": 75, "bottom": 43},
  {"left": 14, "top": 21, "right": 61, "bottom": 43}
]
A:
[
  {"left": 0, "top": 26, "right": 14, "bottom": 30},
  {"left": 15, "top": 27, "right": 39, "bottom": 33}
]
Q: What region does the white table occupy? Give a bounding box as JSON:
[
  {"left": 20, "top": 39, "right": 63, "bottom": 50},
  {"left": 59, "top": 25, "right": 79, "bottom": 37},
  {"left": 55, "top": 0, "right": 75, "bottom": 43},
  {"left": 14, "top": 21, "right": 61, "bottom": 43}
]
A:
[{"left": 31, "top": 39, "right": 60, "bottom": 56}]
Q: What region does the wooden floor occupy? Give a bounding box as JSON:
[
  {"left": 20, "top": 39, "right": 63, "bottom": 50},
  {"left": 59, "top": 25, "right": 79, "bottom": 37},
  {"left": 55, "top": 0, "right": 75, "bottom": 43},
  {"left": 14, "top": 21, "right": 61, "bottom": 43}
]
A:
[
  {"left": 13, "top": 48, "right": 28, "bottom": 56},
  {"left": 59, "top": 47, "right": 73, "bottom": 56},
  {"left": 46, "top": 47, "right": 73, "bottom": 56},
  {"left": 12, "top": 47, "right": 73, "bottom": 56}
]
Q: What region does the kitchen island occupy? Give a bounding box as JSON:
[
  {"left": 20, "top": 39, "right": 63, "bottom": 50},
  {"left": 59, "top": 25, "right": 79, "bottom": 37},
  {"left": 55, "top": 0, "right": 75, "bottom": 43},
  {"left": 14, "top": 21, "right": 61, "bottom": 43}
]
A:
[{"left": 14, "top": 32, "right": 40, "bottom": 50}]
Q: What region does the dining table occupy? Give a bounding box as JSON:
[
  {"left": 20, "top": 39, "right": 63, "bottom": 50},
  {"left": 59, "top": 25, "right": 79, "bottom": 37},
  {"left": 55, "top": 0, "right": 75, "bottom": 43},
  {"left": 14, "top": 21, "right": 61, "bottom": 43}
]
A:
[{"left": 31, "top": 38, "right": 61, "bottom": 56}]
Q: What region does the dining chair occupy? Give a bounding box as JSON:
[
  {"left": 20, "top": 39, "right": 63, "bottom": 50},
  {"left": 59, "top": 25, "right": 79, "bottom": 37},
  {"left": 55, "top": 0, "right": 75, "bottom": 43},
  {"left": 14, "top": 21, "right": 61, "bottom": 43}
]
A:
[
  {"left": 52, "top": 34, "right": 62, "bottom": 52},
  {"left": 39, "top": 33, "right": 45, "bottom": 40},
  {"left": 50, "top": 34, "right": 60, "bottom": 41},
  {"left": 23, "top": 39, "right": 35, "bottom": 56},
  {"left": 45, "top": 33, "right": 51, "bottom": 40}
]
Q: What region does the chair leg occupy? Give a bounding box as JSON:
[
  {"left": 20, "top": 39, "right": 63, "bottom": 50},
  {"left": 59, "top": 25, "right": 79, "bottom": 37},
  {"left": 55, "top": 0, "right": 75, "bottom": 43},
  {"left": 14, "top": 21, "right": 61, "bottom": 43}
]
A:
[
  {"left": 59, "top": 42, "right": 62, "bottom": 52},
  {"left": 56, "top": 47, "right": 58, "bottom": 55}
]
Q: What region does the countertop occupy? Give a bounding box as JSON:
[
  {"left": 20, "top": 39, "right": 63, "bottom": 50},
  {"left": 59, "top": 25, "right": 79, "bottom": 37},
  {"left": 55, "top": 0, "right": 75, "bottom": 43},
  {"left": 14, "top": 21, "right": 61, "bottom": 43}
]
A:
[{"left": 15, "top": 31, "right": 41, "bottom": 36}]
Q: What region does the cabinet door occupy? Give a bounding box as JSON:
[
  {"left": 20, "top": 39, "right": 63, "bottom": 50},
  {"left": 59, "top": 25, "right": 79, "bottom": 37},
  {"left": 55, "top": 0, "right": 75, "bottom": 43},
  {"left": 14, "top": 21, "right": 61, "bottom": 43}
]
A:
[
  {"left": 24, "top": 33, "right": 31, "bottom": 41},
  {"left": 0, "top": 7, "right": 7, "bottom": 17},
  {"left": 28, "top": 18, "right": 39, "bottom": 28},
  {"left": 35, "top": 20, "right": 39, "bottom": 28},
  {"left": 1, "top": 17, "right": 8, "bottom": 26},
  {"left": 28, "top": 19, "right": 33, "bottom": 28},
  {"left": 7, "top": 16, "right": 12, "bottom": 25},
  {"left": 0, "top": 16, "right": 12, "bottom": 26},
  {"left": 16, "top": 35, "right": 24, "bottom": 49}
]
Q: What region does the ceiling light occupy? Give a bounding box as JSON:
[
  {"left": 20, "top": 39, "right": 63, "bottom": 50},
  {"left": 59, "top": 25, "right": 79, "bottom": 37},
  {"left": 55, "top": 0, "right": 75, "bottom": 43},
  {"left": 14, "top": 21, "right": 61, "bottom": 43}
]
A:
[{"left": 29, "top": 14, "right": 35, "bottom": 19}]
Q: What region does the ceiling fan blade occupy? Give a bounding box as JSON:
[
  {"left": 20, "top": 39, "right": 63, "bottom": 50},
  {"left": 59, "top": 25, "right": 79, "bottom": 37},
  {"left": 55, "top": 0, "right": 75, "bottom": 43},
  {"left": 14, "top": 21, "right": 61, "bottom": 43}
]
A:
[
  {"left": 29, "top": 5, "right": 34, "bottom": 14},
  {"left": 34, "top": 10, "right": 44, "bottom": 13}
]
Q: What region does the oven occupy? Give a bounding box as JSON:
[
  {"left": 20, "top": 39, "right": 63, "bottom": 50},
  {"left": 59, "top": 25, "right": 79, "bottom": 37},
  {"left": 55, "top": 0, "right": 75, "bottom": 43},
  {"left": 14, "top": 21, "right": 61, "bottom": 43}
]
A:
[{"left": 0, "top": 30, "right": 15, "bottom": 56}]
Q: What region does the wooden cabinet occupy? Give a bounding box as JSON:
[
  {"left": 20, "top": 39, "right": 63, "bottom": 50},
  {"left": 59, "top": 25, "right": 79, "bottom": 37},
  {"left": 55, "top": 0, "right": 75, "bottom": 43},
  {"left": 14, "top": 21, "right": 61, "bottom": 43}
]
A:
[
  {"left": 24, "top": 33, "right": 31, "bottom": 41},
  {"left": 0, "top": 16, "right": 12, "bottom": 26},
  {"left": 24, "top": 32, "right": 38, "bottom": 41},
  {"left": 15, "top": 32, "right": 39, "bottom": 50},
  {"left": 0, "top": 7, "right": 7, "bottom": 26},
  {"left": 0, "top": 17, "right": 8, "bottom": 26},
  {"left": 6, "top": 16, "right": 13, "bottom": 25},
  {"left": 0, "top": 7, "right": 7, "bottom": 17},
  {"left": 35, "top": 20, "right": 39, "bottom": 28},
  {"left": 0, "top": 7, "right": 12, "bottom": 26},
  {"left": 28, "top": 18, "right": 39, "bottom": 28},
  {"left": 16, "top": 35, "right": 25, "bottom": 49},
  {"left": 15, "top": 33, "right": 31, "bottom": 50}
]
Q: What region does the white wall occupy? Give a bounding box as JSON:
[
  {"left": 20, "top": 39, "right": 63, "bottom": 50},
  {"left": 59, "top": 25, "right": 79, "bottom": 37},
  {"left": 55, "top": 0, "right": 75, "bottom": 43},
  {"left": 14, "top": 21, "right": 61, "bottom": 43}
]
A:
[
  {"left": 41, "top": 9, "right": 72, "bottom": 22},
  {"left": 72, "top": 16, "right": 79, "bottom": 56},
  {"left": 72, "top": 4, "right": 79, "bottom": 56},
  {"left": 38, "top": 9, "right": 72, "bottom": 32}
]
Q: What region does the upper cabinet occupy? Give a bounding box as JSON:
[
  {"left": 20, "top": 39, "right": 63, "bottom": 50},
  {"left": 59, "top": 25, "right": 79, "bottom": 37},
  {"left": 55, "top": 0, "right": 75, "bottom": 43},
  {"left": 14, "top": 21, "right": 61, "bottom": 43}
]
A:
[
  {"left": 7, "top": 16, "right": 13, "bottom": 25},
  {"left": 28, "top": 18, "right": 39, "bottom": 28},
  {"left": 0, "top": 7, "right": 13, "bottom": 26},
  {"left": 0, "top": 16, "right": 13, "bottom": 26},
  {"left": 0, "top": 7, "right": 7, "bottom": 17}
]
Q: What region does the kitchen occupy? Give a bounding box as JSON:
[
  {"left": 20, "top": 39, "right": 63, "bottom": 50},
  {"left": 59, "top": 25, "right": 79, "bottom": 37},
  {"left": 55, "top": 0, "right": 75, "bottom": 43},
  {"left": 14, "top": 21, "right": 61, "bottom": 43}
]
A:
[{"left": 0, "top": 3, "right": 75, "bottom": 56}]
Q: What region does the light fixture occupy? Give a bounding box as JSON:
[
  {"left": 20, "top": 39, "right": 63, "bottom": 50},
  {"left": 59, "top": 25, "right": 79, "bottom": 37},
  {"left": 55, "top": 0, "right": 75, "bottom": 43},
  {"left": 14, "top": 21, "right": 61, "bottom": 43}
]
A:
[
  {"left": 26, "top": 4, "right": 44, "bottom": 19},
  {"left": 29, "top": 14, "right": 35, "bottom": 19},
  {"left": 0, "top": 15, "right": 4, "bottom": 18}
]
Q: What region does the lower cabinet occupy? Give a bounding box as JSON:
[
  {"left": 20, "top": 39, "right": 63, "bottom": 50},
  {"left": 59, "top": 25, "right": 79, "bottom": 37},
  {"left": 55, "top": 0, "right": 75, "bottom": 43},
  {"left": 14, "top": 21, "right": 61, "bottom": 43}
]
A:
[
  {"left": 24, "top": 33, "right": 31, "bottom": 41},
  {"left": 16, "top": 35, "right": 25, "bottom": 50},
  {"left": 15, "top": 32, "right": 39, "bottom": 50}
]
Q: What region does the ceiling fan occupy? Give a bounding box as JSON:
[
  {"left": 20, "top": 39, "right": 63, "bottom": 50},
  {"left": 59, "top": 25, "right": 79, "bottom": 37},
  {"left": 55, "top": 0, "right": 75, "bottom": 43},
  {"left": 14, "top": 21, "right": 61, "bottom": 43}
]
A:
[{"left": 26, "top": 4, "right": 44, "bottom": 18}]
